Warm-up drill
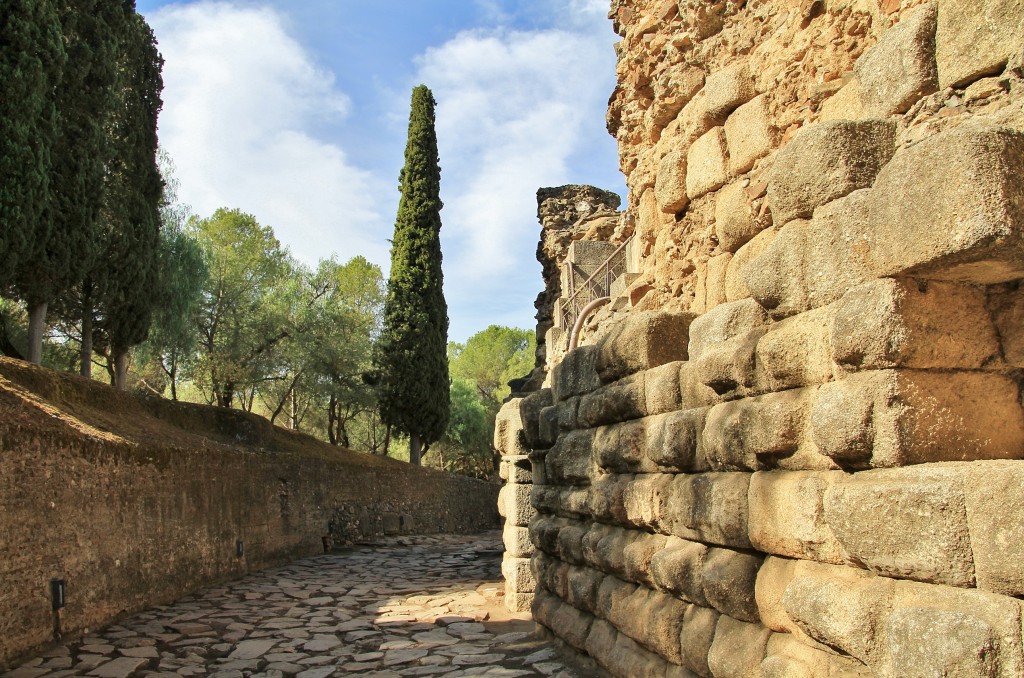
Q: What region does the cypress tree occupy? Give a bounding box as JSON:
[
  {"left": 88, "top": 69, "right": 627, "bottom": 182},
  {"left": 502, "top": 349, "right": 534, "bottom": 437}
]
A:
[
  {"left": 14, "top": 0, "right": 123, "bottom": 363},
  {"left": 0, "top": 0, "right": 65, "bottom": 291},
  {"left": 375, "top": 85, "right": 450, "bottom": 465},
  {"left": 91, "top": 9, "right": 164, "bottom": 388}
]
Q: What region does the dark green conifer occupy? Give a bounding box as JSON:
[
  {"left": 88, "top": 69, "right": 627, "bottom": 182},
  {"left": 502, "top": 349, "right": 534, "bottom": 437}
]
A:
[
  {"left": 14, "top": 0, "right": 124, "bottom": 363},
  {"left": 375, "top": 85, "right": 450, "bottom": 465},
  {"left": 91, "top": 10, "right": 164, "bottom": 388},
  {"left": 0, "top": 0, "right": 65, "bottom": 290}
]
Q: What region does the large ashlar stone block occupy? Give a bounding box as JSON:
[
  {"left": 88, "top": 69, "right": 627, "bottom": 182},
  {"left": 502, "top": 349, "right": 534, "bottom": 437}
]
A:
[
  {"left": 746, "top": 190, "right": 875, "bottom": 320},
  {"left": 936, "top": 0, "right": 1024, "bottom": 89},
  {"left": 680, "top": 361, "right": 725, "bottom": 411},
  {"left": 822, "top": 465, "right": 975, "bottom": 586},
  {"left": 854, "top": 2, "right": 938, "bottom": 116},
  {"left": 766, "top": 120, "right": 895, "bottom": 225},
  {"left": 551, "top": 344, "right": 600, "bottom": 402},
  {"left": 708, "top": 616, "right": 772, "bottom": 678},
  {"left": 810, "top": 369, "right": 1024, "bottom": 468},
  {"left": 725, "top": 95, "right": 778, "bottom": 175},
  {"left": 755, "top": 304, "right": 835, "bottom": 391},
  {"left": 649, "top": 407, "right": 710, "bottom": 473},
  {"left": 593, "top": 416, "right": 660, "bottom": 474},
  {"left": 762, "top": 632, "right": 873, "bottom": 678},
  {"left": 964, "top": 461, "right": 1024, "bottom": 596},
  {"left": 499, "top": 455, "right": 532, "bottom": 485},
  {"left": 755, "top": 557, "right": 801, "bottom": 634},
  {"left": 566, "top": 564, "right": 604, "bottom": 615},
  {"left": 623, "top": 532, "right": 668, "bottom": 589},
  {"left": 517, "top": 388, "right": 552, "bottom": 450},
  {"left": 501, "top": 555, "right": 536, "bottom": 594},
  {"left": 649, "top": 64, "right": 706, "bottom": 132},
  {"left": 748, "top": 471, "right": 848, "bottom": 564},
  {"left": 869, "top": 126, "right": 1024, "bottom": 284},
  {"left": 577, "top": 372, "right": 647, "bottom": 428},
  {"left": 667, "top": 472, "right": 752, "bottom": 549},
  {"left": 831, "top": 278, "right": 999, "bottom": 371},
  {"left": 645, "top": 361, "right": 684, "bottom": 415},
  {"left": 498, "top": 483, "right": 535, "bottom": 526},
  {"left": 692, "top": 328, "right": 768, "bottom": 401},
  {"left": 596, "top": 310, "right": 695, "bottom": 382},
  {"left": 655, "top": 148, "right": 690, "bottom": 214},
  {"left": 688, "top": 298, "right": 773, "bottom": 361},
  {"left": 623, "top": 474, "right": 674, "bottom": 533},
  {"left": 610, "top": 587, "right": 689, "bottom": 664},
  {"left": 819, "top": 79, "right": 866, "bottom": 122},
  {"left": 650, "top": 536, "right": 710, "bottom": 606},
  {"left": 536, "top": 592, "right": 594, "bottom": 651},
  {"left": 725, "top": 226, "right": 777, "bottom": 303},
  {"left": 704, "top": 60, "right": 757, "bottom": 120},
  {"left": 499, "top": 524, "right": 532, "bottom": 557},
  {"left": 545, "top": 428, "right": 596, "bottom": 486},
  {"left": 704, "top": 388, "right": 834, "bottom": 472},
  {"left": 702, "top": 547, "right": 764, "bottom": 623},
  {"left": 494, "top": 398, "right": 527, "bottom": 456},
  {"left": 687, "top": 127, "right": 730, "bottom": 199},
  {"left": 585, "top": 618, "right": 678, "bottom": 678},
  {"left": 715, "top": 180, "right": 760, "bottom": 253},
  {"left": 681, "top": 604, "right": 721, "bottom": 677},
  {"left": 699, "top": 252, "right": 732, "bottom": 312}
]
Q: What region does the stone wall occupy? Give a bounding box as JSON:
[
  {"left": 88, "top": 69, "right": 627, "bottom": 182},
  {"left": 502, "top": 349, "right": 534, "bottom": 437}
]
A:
[
  {"left": 0, "top": 358, "right": 500, "bottom": 670},
  {"left": 500, "top": 0, "right": 1024, "bottom": 675}
]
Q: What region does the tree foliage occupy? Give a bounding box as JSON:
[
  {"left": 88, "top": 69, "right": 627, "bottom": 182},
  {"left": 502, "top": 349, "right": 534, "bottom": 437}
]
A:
[
  {"left": 448, "top": 325, "right": 535, "bottom": 409},
  {"left": 375, "top": 85, "right": 450, "bottom": 464},
  {"left": 0, "top": 0, "right": 65, "bottom": 290}
]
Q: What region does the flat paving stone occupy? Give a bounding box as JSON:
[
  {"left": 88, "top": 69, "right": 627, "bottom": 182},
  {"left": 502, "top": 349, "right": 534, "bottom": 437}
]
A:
[{"left": 4, "top": 533, "right": 578, "bottom": 678}]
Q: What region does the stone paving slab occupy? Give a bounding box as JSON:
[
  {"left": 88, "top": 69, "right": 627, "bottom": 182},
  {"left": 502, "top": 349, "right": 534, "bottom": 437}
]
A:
[{"left": 4, "top": 533, "right": 578, "bottom": 678}]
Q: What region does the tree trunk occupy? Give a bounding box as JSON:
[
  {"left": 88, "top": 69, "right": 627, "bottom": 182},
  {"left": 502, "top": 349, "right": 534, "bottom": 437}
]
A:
[
  {"left": 289, "top": 389, "right": 297, "bottom": 430},
  {"left": 383, "top": 424, "right": 391, "bottom": 457},
  {"left": 80, "top": 279, "right": 93, "bottom": 377},
  {"left": 168, "top": 355, "right": 178, "bottom": 401},
  {"left": 113, "top": 350, "right": 129, "bottom": 390},
  {"left": 327, "top": 394, "right": 338, "bottom": 445},
  {"left": 26, "top": 301, "right": 47, "bottom": 364},
  {"left": 409, "top": 433, "right": 422, "bottom": 465}
]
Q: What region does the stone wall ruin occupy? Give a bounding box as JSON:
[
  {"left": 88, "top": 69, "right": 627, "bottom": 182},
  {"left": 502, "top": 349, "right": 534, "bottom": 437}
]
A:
[{"left": 498, "top": 0, "right": 1024, "bottom": 675}]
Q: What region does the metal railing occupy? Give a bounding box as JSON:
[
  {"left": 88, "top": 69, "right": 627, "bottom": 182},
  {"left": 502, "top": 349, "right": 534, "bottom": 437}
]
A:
[{"left": 559, "top": 235, "right": 634, "bottom": 330}]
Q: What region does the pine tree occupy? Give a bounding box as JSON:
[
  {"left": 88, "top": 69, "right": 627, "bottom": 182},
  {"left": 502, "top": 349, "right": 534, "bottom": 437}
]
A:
[
  {"left": 0, "top": 0, "right": 65, "bottom": 291},
  {"left": 14, "top": 0, "right": 124, "bottom": 363},
  {"left": 375, "top": 85, "right": 450, "bottom": 465}
]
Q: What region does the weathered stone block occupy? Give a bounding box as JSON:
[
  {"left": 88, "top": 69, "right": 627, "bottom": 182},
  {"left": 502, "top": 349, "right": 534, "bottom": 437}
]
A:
[
  {"left": 854, "top": 3, "right": 938, "bottom": 116},
  {"left": 680, "top": 361, "right": 725, "bottom": 411},
  {"left": 831, "top": 278, "right": 999, "bottom": 371},
  {"left": 550, "top": 596, "right": 594, "bottom": 651},
  {"left": 702, "top": 547, "right": 763, "bottom": 623},
  {"left": 593, "top": 416, "right": 659, "bottom": 474},
  {"left": 596, "top": 310, "right": 694, "bottom": 382},
  {"left": 504, "top": 591, "right": 533, "bottom": 612},
  {"left": 649, "top": 407, "right": 709, "bottom": 473},
  {"left": 748, "top": 471, "right": 847, "bottom": 564},
  {"left": 609, "top": 586, "right": 688, "bottom": 664},
  {"left": 766, "top": 120, "right": 895, "bottom": 225},
  {"left": 823, "top": 465, "right": 974, "bottom": 586},
  {"left": 724, "top": 226, "right": 777, "bottom": 304},
  {"left": 555, "top": 521, "right": 588, "bottom": 565},
  {"left": 494, "top": 398, "right": 526, "bottom": 456},
  {"left": 655, "top": 147, "right": 689, "bottom": 214},
  {"left": 681, "top": 604, "right": 720, "bottom": 677},
  {"left": 499, "top": 455, "right": 532, "bottom": 485},
  {"left": 552, "top": 345, "right": 600, "bottom": 403},
  {"left": 596, "top": 574, "right": 638, "bottom": 621},
  {"left": 936, "top": 0, "right": 1024, "bottom": 89},
  {"left": 645, "top": 361, "right": 684, "bottom": 416},
  {"left": 715, "top": 180, "right": 760, "bottom": 253},
  {"left": 517, "top": 388, "right": 553, "bottom": 450},
  {"left": 755, "top": 304, "right": 835, "bottom": 391},
  {"left": 586, "top": 475, "right": 630, "bottom": 525},
  {"left": 818, "top": 79, "right": 865, "bottom": 122},
  {"left": 498, "top": 482, "right": 536, "bottom": 526},
  {"left": 538, "top": 405, "right": 559, "bottom": 449},
  {"left": 502, "top": 556, "right": 536, "bottom": 594},
  {"left": 700, "top": 252, "right": 732, "bottom": 312},
  {"left": 762, "top": 631, "right": 872, "bottom": 678},
  {"left": 988, "top": 284, "right": 1024, "bottom": 368},
  {"left": 650, "top": 64, "right": 706, "bottom": 131},
  {"left": 810, "top": 369, "right": 1024, "bottom": 468},
  {"left": 686, "top": 127, "right": 730, "bottom": 199},
  {"left": 650, "top": 536, "right": 710, "bottom": 606},
  {"left": 725, "top": 95, "right": 778, "bottom": 175},
  {"left": 667, "top": 472, "right": 752, "bottom": 549},
  {"left": 688, "top": 298, "right": 773, "bottom": 361},
  {"left": 502, "top": 523, "right": 534, "bottom": 559},
  {"left": 545, "top": 428, "right": 595, "bottom": 486},
  {"left": 704, "top": 60, "right": 757, "bottom": 120},
  {"left": 703, "top": 388, "right": 820, "bottom": 472},
  {"left": 623, "top": 532, "right": 668, "bottom": 589},
  {"left": 623, "top": 473, "right": 674, "bottom": 532},
  {"left": 578, "top": 373, "right": 647, "bottom": 428},
  {"left": 708, "top": 616, "right": 772, "bottom": 678},
  {"left": 964, "top": 461, "right": 1024, "bottom": 596},
  {"left": 869, "top": 126, "right": 1024, "bottom": 284},
  {"left": 566, "top": 564, "right": 604, "bottom": 615},
  {"left": 754, "top": 556, "right": 800, "bottom": 634}
]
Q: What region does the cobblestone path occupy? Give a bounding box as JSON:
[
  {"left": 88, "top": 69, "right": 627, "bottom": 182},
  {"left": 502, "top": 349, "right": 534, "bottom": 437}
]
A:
[{"left": 4, "top": 533, "right": 578, "bottom": 678}]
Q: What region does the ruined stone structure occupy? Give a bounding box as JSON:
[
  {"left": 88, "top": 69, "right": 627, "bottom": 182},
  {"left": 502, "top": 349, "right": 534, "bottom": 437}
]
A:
[
  {"left": 498, "top": 0, "right": 1024, "bottom": 675},
  {"left": 0, "top": 358, "right": 500, "bottom": 670}
]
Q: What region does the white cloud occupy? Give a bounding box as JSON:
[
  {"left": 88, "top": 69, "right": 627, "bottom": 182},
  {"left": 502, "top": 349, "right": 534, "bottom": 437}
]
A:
[
  {"left": 413, "top": 22, "right": 617, "bottom": 337},
  {"left": 149, "top": 2, "right": 390, "bottom": 268}
]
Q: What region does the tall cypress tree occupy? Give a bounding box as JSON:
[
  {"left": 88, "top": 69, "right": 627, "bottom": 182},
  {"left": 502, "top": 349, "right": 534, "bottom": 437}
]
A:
[
  {"left": 14, "top": 0, "right": 123, "bottom": 363},
  {"left": 375, "top": 85, "right": 450, "bottom": 465},
  {"left": 0, "top": 0, "right": 65, "bottom": 291},
  {"left": 91, "top": 9, "right": 164, "bottom": 388}
]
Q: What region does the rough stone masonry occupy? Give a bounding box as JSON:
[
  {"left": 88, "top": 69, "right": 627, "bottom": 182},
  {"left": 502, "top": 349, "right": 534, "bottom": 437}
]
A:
[{"left": 497, "top": 0, "right": 1024, "bottom": 676}]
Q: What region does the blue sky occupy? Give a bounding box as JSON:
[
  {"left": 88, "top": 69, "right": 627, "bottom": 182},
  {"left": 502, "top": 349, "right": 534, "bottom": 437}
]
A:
[{"left": 135, "top": 0, "right": 625, "bottom": 342}]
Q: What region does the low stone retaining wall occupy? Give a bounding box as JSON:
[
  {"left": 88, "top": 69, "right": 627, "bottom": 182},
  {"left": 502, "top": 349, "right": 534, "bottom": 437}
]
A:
[{"left": 0, "top": 359, "right": 500, "bottom": 669}]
